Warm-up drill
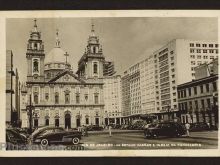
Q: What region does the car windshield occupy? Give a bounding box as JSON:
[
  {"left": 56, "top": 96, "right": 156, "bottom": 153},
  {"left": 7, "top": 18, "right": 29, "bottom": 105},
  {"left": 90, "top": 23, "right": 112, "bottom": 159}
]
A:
[{"left": 31, "top": 127, "right": 51, "bottom": 137}]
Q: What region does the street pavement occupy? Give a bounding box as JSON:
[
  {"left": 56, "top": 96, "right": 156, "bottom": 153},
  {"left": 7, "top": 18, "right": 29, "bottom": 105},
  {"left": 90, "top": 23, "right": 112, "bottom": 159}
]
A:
[
  {"left": 80, "top": 130, "right": 218, "bottom": 150},
  {"left": 18, "top": 130, "right": 217, "bottom": 150}
]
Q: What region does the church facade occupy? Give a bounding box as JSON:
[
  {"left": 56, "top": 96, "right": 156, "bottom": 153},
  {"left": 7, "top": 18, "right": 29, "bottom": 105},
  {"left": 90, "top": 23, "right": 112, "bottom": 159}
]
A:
[{"left": 21, "top": 20, "right": 108, "bottom": 129}]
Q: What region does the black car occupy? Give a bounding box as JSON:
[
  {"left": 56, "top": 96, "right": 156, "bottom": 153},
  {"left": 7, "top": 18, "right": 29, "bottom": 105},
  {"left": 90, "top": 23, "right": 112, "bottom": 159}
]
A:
[
  {"left": 31, "top": 127, "right": 82, "bottom": 146},
  {"left": 6, "top": 129, "right": 28, "bottom": 146},
  {"left": 87, "top": 125, "right": 104, "bottom": 131},
  {"left": 144, "top": 121, "right": 186, "bottom": 138}
]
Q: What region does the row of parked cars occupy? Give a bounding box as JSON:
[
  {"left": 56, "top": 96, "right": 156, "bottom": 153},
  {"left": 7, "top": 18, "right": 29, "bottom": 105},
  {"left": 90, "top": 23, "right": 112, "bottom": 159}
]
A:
[{"left": 6, "top": 126, "right": 83, "bottom": 149}]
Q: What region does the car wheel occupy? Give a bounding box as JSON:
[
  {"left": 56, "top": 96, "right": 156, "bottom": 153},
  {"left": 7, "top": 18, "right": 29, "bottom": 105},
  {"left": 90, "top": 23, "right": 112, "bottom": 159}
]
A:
[
  {"left": 72, "top": 137, "right": 80, "bottom": 145},
  {"left": 41, "top": 139, "right": 49, "bottom": 147}
]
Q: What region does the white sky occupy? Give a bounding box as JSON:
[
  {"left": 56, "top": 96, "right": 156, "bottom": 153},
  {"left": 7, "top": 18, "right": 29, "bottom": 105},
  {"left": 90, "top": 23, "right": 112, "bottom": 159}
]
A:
[{"left": 6, "top": 17, "right": 218, "bottom": 82}]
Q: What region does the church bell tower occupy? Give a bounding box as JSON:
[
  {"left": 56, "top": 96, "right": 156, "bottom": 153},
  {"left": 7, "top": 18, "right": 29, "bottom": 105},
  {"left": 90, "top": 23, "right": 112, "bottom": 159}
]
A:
[
  {"left": 26, "top": 19, "right": 45, "bottom": 82},
  {"left": 77, "top": 21, "right": 105, "bottom": 79}
]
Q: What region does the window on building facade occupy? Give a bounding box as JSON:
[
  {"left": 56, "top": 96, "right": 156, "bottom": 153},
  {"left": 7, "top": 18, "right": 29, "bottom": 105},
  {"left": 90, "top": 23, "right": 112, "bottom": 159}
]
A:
[
  {"left": 197, "top": 49, "right": 201, "bottom": 53},
  {"left": 197, "top": 55, "right": 201, "bottom": 59},
  {"left": 188, "top": 88, "right": 191, "bottom": 96},
  {"left": 194, "top": 87, "right": 197, "bottom": 95},
  {"left": 33, "top": 59, "right": 39, "bottom": 72},
  {"left": 183, "top": 89, "right": 186, "bottom": 97},
  {"left": 190, "top": 55, "right": 195, "bottom": 59},
  {"left": 195, "top": 100, "right": 198, "bottom": 110},
  {"left": 202, "top": 44, "right": 207, "bottom": 47},
  {"left": 209, "top": 50, "right": 214, "bottom": 53},
  {"left": 85, "top": 94, "right": 88, "bottom": 101},
  {"left": 213, "top": 82, "right": 217, "bottom": 91},
  {"left": 93, "top": 62, "right": 98, "bottom": 74},
  {"left": 209, "top": 44, "right": 213, "bottom": 47},
  {"left": 206, "top": 84, "right": 209, "bottom": 92},
  {"left": 34, "top": 94, "right": 38, "bottom": 104},
  {"left": 200, "top": 85, "right": 204, "bottom": 93},
  {"left": 191, "top": 61, "right": 196, "bottom": 65},
  {"left": 207, "top": 98, "right": 211, "bottom": 108},
  {"left": 196, "top": 44, "right": 200, "bottom": 47},
  {"left": 65, "top": 93, "right": 70, "bottom": 104},
  {"left": 210, "top": 56, "right": 214, "bottom": 59},
  {"left": 203, "top": 49, "right": 207, "bottom": 53},
  {"left": 215, "top": 44, "right": 218, "bottom": 48},
  {"left": 45, "top": 93, "right": 49, "bottom": 101},
  {"left": 201, "top": 99, "right": 205, "bottom": 108},
  {"left": 190, "top": 43, "right": 194, "bottom": 47},
  {"left": 76, "top": 94, "right": 80, "bottom": 104},
  {"left": 55, "top": 93, "right": 59, "bottom": 104},
  {"left": 34, "top": 43, "right": 38, "bottom": 50},
  {"left": 190, "top": 49, "right": 194, "bottom": 53},
  {"left": 189, "top": 101, "right": 192, "bottom": 110},
  {"left": 86, "top": 118, "right": 89, "bottom": 125},
  {"left": 93, "top": 46, "right": 96, "bottom": 54}
]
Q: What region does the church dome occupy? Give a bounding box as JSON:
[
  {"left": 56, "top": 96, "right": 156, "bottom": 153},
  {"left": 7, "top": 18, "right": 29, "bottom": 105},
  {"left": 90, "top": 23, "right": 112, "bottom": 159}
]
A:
[{"left": 45, "top": 47, "right": 66, "bottom": 64}]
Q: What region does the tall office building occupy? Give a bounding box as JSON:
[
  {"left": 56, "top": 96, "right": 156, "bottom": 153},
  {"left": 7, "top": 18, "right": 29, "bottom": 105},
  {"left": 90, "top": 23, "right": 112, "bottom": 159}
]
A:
[
  {"left": 103, "top": 61, "right": 116, "bottom": 76},
  {"left": 122, "top": 39, "right": 218, "bottom": 121},
  {"left": 121, "top": 71, "right": 131, "bottom": 121},
  {"left": 139, "top": 55, "right": 156, "bottom": 115},
  {"left": 154, "top": 39, "right": 218, "bottom": 120},
  {"left": 103, "top": 75, "right": 122, "bottom": 125}
]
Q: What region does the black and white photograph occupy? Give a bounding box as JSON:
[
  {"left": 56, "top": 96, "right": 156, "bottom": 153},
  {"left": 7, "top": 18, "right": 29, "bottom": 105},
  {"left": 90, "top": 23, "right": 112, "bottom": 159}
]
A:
[{"left": 2, "top": 11, "right": 219, "bottom": 155}]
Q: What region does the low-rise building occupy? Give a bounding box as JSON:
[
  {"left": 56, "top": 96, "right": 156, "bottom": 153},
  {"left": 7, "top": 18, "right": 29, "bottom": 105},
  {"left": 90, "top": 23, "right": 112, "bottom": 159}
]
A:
[{"left": 177, "top": 59, "right": 218, "bottom": 127}]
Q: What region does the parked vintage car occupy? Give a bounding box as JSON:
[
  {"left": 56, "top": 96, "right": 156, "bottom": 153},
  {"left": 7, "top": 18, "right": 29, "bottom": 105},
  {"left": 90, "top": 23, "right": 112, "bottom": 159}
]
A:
[
  {"left": 6, "top": 129, "right": 28, "bottom": 145},
  {"left": 144, "top": 121, "right": 186, "bottom": 138},
  {"left": 31, "top": 126, "right": 82, "bottom": 146},
  {"left": 87, "top": 125, "right": 104, "bottom": 131},
  {"left": 12, "top": 128, "right": 30, "bottom": 139},
  {"left": 190, "top": 122, "right": 210, "bottom": 132}
]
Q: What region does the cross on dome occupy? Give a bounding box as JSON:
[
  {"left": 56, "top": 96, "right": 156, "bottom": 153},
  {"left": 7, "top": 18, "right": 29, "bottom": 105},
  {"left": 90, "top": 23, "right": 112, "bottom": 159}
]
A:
[
  {"left": 91, "top": 19, "right": 95, "bottom": 36},
  {"left": 55, "top": 29, "right": 61, "bottom": 48},
  {"left": 32, "top": 18, "right": 38, "bottom": 33},
  {"left": 64, "top": 52, "right": 69, "bottom": 68}
]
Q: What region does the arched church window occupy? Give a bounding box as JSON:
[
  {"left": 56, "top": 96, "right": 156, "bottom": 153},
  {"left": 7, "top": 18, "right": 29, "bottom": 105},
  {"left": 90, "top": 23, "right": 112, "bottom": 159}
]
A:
[
  {"left": 93, "top": 46, "right": 96, "bottom": 54},
  {"left": 76, "top": 94, "right": 80, "bottom": 104},
  {"left": 45, "top": 93, "right": 49, "bottom": 101},
  {"left": 34, "top": 93, "right": 38, "bottom": 104},
  {"left": 94, "top": 94, "right": 99, "bottom": 104},
  {"left": 34, "top": 43, "right": 38, "bottom": 50},
  {"left": 93, "top": 62, "right": 98, "bottom": 74},
  {"left": 33, "top": 59, "right": 39, "bottom": 72},
  {"left": 55, "top": 92, "right": 59, "bottom": 104},
  {"left": 65, "top": 93, "right": 70, "bottom": 104}
]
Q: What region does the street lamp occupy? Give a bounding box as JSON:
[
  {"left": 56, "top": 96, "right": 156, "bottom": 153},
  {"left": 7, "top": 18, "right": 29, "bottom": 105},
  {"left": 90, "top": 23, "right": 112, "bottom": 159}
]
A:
[
  {"left": 27, "top": 94, "right": 35, "bottom": 134},
  {"left": 167, "top": 104, "right": 171, "bottom": 121}
]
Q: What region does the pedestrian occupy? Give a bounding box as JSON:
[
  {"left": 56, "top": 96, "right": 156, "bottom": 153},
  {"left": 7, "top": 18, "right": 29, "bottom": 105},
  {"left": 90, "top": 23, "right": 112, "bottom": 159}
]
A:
[
  {"left": 207, "top": 122, "right": 211, "bottom": 131},
  {"left": 185, "top": 122, "right": 190, "bottom": 137},
  {"left": 109, "top": 125, "right": 112, "bottom": 137}
]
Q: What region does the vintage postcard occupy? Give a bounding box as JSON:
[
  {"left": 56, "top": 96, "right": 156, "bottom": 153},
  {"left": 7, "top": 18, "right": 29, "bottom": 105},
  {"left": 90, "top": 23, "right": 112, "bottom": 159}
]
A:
[{"left": 0, "top": 10, "right": 219, "bottom": 156}]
